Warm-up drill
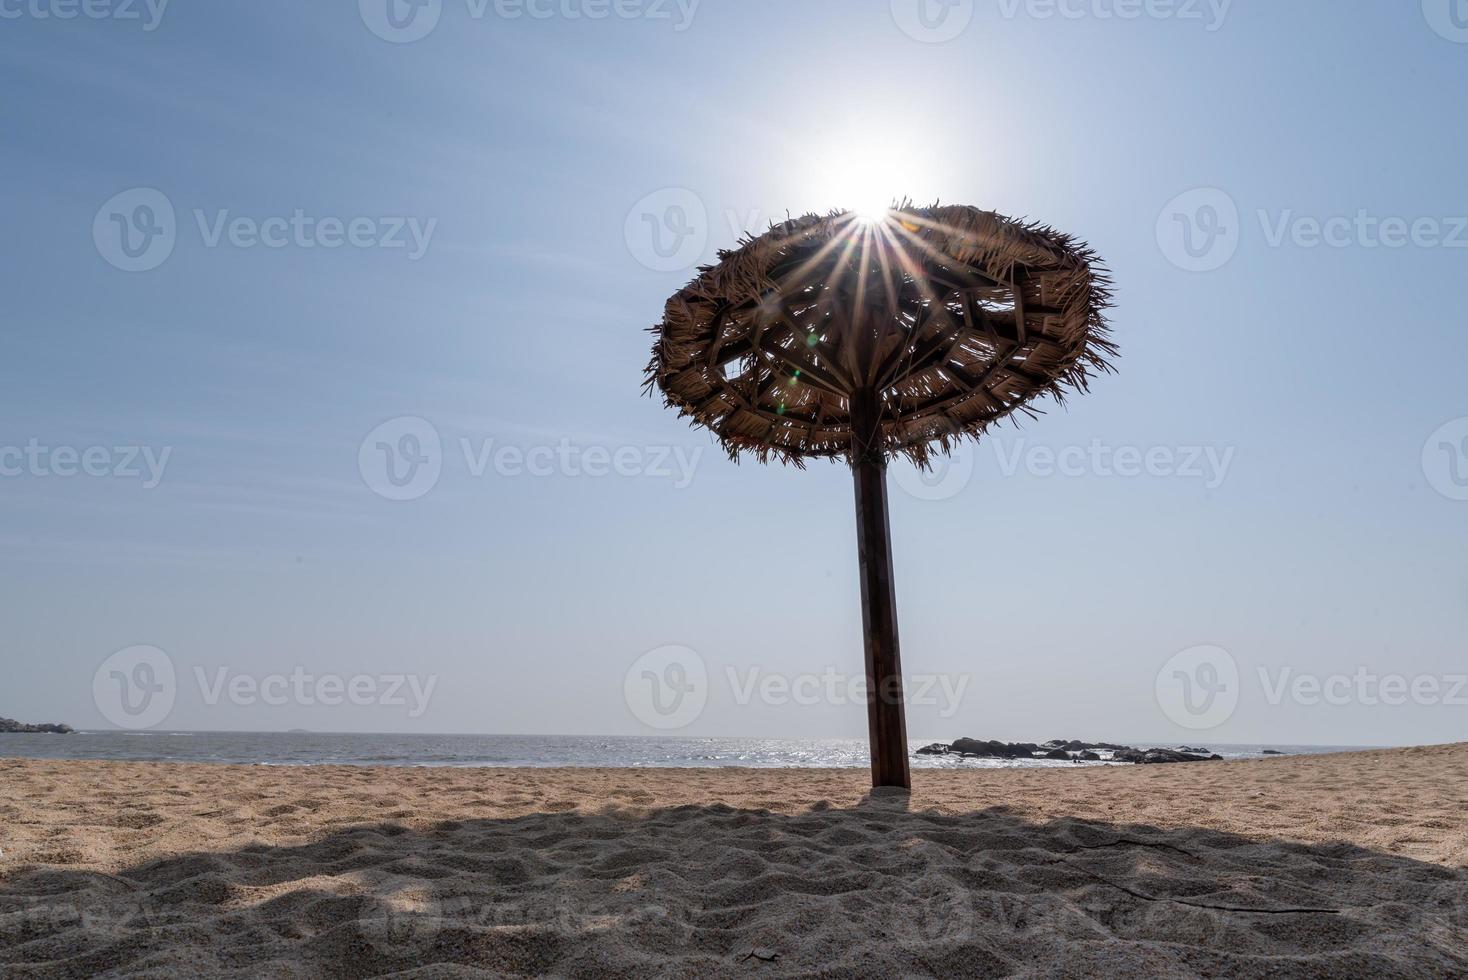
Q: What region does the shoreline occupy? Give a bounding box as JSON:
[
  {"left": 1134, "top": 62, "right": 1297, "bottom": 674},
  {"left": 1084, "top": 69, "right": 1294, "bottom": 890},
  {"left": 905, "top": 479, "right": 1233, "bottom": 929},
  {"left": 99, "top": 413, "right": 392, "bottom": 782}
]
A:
[
  {"left": 0, "top": 741, "right": 1458, "bottom": 784},
  {"left": 0, "top": 731, "right": 1386, "bottom": 771}
]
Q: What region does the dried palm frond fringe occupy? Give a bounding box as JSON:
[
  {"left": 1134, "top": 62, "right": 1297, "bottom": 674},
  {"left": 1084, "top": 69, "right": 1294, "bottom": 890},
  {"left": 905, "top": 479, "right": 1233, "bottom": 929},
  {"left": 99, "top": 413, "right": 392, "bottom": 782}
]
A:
[{"left": 644, "top": 203, "right": 1116, "bottom": 468}]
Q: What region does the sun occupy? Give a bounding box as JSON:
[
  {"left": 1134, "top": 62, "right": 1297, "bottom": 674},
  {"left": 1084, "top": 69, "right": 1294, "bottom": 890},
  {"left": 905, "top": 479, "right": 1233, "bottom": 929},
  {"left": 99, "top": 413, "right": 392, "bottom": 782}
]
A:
[
  {"left": 851, "top": 201, "right": 893, "bottom": 224},
  {"left": 820, "top": 141, "right": 906, "bottom": 224},
  {"left": 789, "top": 109, "right": 954, "bottom": 230}
]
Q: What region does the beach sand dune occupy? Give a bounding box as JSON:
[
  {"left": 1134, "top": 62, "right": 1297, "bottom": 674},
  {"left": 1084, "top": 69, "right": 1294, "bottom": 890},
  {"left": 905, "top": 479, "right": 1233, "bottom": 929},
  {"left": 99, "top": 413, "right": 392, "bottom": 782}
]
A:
[{"left": 2, "top": 744, "right": 1465, "bottom": 977}]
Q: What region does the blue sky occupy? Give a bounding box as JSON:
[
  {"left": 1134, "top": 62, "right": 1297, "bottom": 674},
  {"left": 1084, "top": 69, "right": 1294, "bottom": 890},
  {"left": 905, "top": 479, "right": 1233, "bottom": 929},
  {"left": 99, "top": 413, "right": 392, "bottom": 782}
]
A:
[{"left": 3, "top": 1, "right": 1466, "bottom": 745}]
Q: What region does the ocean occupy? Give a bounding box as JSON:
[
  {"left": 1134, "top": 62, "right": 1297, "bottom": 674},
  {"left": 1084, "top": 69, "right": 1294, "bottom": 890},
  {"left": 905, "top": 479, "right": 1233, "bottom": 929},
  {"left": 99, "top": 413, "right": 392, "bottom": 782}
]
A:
[{"left": 0, "top": 732, "right": 1372, "bottom": 768}]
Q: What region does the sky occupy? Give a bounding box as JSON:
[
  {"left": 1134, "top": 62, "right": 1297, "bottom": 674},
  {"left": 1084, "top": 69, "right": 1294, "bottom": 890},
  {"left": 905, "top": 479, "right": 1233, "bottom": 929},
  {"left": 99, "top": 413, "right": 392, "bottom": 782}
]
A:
[{"left": 2, "top": 0, "right": 1466, "bottom": 747}]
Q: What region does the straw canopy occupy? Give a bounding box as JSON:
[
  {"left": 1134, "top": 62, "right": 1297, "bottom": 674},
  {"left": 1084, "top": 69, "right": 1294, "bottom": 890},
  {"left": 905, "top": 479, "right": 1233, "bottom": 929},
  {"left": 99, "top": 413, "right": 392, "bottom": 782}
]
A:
[
  {"left": 645, "top": 203, "right": 1115, "bottom": 468},
  {"left": 643, "top": 202, "right": 1115, "bottom": 789}
]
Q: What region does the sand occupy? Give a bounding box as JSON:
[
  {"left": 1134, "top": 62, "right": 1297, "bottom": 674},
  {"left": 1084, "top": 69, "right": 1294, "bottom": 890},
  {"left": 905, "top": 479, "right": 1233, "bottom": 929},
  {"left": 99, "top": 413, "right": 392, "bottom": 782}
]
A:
[{"left": 1, "top": 744, "right": 1465, "bottom": 978}]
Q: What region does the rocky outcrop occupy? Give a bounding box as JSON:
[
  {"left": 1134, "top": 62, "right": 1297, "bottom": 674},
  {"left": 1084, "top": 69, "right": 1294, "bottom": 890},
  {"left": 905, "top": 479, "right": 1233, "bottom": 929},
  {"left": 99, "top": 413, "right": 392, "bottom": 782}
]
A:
[
  {"left": 1111, "top": 747, "right": 1222, "bottom": 765},
  {"left": 0, "top": 717, "right": 74, "bottom": 734},
  {"left": 1040, "top": 739, "right": 1132, "bottom": 753},
  {"left": 915, "top": 738, "right": 1225, "bottom": 765},
  {"left": 949, "top": 738, "right": 1043, "bottom": 759}
]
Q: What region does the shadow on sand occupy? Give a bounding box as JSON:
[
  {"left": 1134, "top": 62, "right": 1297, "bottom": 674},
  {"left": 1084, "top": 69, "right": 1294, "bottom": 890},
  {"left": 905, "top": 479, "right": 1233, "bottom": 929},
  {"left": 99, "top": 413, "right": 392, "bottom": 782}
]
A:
[{"left": 2, "top": 793, "right": 1465, "bottom": 978}]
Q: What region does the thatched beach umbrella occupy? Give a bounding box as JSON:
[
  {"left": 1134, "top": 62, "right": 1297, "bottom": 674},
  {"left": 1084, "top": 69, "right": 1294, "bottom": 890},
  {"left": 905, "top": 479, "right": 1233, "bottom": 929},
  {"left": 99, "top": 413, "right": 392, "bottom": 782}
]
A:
[{"left": 645, "top": 204, "right": 1114, "bottom": 788}]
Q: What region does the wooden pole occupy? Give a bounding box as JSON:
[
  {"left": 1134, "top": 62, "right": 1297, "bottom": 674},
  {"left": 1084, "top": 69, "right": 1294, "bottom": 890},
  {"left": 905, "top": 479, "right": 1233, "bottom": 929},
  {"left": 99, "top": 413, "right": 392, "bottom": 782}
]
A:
[{"left": 849, "top": 388, "right": 911, "bottom": 789}]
